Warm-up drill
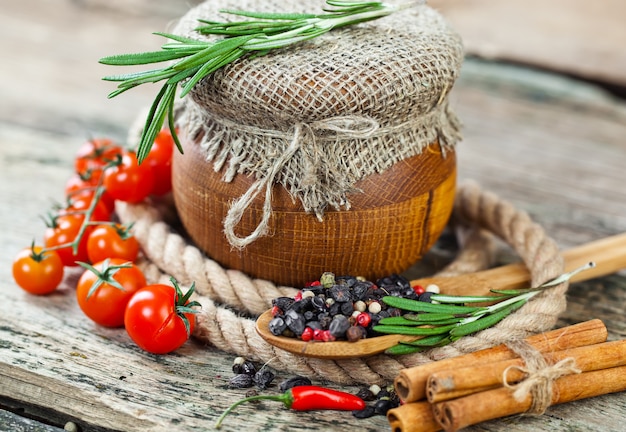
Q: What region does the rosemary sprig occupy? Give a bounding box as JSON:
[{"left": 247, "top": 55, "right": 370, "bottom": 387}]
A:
[
  {"left": 99, "top": 1, "right": 404, "bottom": 163},
  {"left": 376, "top": 262, "right": 595, "bottom": 355}
]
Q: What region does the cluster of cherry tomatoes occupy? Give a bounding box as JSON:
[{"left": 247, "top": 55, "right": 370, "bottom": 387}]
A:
[{"left": 11, "top": 131, "right": 200, "bottom": 355}]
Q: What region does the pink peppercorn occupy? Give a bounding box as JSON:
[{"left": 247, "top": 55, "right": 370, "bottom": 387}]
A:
[
  {"left": 356, "top": 312, "right": 371, "bottom": 327},
  {"left": 321, "top": 330, "right": 336, "bottom": 342},
  {"left": 271, "top": 305, "right": 282, "bottom": 317},
  {"left": 413, "top": 285, "right": 425, "bottom": 295},
  {"left": 301, "top": 327, "right": 314, "bottom": 342}
]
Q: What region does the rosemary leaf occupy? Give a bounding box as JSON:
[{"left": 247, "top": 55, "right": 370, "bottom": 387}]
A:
[
  {"left": 154, "top": 32, "right": 212, "bottom": 45},
  {"left": 106, "top": 69, "right": 177, "bottom": 89},
  {"left": 172, "top": 34, "right": 256, "bottom": 71},
  {"left": 99, "top": 0, "right": 402, "bottom": 162},
  {"left": 243, "top": 28, "right": 329, "bottom": 51},
  {"left": 381, "top": 296, "right": 483, "bottom": 314},
  {"left": 99, "top": 50, "right": 193, "bottom": 66},
  {"left": 166, "top": 66, "right": 203, "bottom": 85},
  {"left": 539, "top": 261, "right": 595, "bottom": 287},
  {"left": 372, "top": 324, "right": 457, "bottom": 336},
  {"left": 388, "top": 312, "right": 467, "bottom": 326},
  {"left": 102, "top": 68, "right": 174, "bottom": 84},
  {"left": 399, "top": 334, "right": 452, "bottom": 347},
  {"left": 213, "top": 10, "right": 318, "bottom": 21},
  {"left": 404, "top": 312, "right": 471, "bottom": 323},
  {"left": 450, "top": 298, "right": 527, "bottom": 337},
  {"left": 430, "top": 293, "right": 510, "bottom": 303},
  {"left": 137, "top": 83, "right": 175, "bottom": 163},
  {"left": 180, "top": 48, "right": 246, "bottom": 96},
  {"left": 378, "top": 316, "right": 430, "bottom": 326},
  {"left": 384, "top": 344, "right": 425, "bottom": 355},
  {"left": 489, "top": 288, "right": 537, "bottom": 295}
]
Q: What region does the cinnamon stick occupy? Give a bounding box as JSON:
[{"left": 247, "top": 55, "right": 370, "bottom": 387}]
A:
[
  {"left": 432, "top": 365, "right": 626, "bottom": 431},
  {"left": 394, "top": 319, "right": 607, "bottom": 402},
  {"left": 426, "top": 339, "right": 626, "bottom": 403},
  {"left": 386, "top": 401, "right": 440, "bottom": 432}
]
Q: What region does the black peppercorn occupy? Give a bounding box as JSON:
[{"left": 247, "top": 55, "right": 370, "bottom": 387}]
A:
[
  {"left": 352, "top": 405, "right": 377, "bottom": 419},
  {"left": 329, "top": 284, "right": 352, "bottom": 302},
  {"left": 355, "top": 387, "right": 376, "bottom": 401},
  {"left": 284, "top": 309, "right": 306, "bottom": 336},
  {"left": 253, "top": 368, "right": 275, "bottom": 390},
  {"left": 278, "top": 376, "right": 313, "bottom": 392},
  {"left": 228, "top": 374, "right": 253, "bottom": 389},
  {"left": 329, "top": 315, "right": 351, "bottom": 338},
  {"left": 373, "top": 398, "right": 394, "bottom": 415},
  {"left": 272, "top": 296, "right": 295, "bottom": 311},
  {"left": 419, "top": 291, "right": 435, "bottom": 303},
  {"left": 268, "top": 316, "right": 287, "bottom": 336},
  {"left": 340, "top": 301, "right": 354, "bottom": 316}
]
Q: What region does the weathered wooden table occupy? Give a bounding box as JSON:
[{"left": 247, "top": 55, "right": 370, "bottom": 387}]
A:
[{"left": 1, "top": 1, "right": 625, "bottom": 431}]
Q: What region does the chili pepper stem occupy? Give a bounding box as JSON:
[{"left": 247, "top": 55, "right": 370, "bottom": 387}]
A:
[{"left": 215, "top": 393, "right": 290, "bottom": 429}]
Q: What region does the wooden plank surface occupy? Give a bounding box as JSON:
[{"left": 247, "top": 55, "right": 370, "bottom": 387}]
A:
[
  {"left": 429, "top": 0, "right": 626, "bottom": 88},
  {"left": 1, "top": 1, "right": 625, "bottom": 431}
]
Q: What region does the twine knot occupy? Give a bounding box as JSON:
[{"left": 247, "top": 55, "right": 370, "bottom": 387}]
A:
[
  {"left": 503, "top": 340, "right": 582, "bottom": 414},
  {"left": 223, "top": 116, "right": 379, "bottom": 249}
]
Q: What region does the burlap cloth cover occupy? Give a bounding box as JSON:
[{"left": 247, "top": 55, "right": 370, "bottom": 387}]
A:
[
  {"left": 117, "top": 1, "right": 568, "bottom": 385},
  {"left": 173, "top": 0, "right": 464, "bottom": 247}
]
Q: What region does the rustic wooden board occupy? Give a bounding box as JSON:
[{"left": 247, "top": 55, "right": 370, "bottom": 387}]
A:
[
  {"left": 429, "top": 0, "right": 626, "bottom": 88},
  {"left": 1, "top": 1, "right": 625, "bottom": 431}
]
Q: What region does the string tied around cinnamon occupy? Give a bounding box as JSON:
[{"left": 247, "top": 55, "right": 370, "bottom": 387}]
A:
[{"left": 503, "top": 339, "right": 582, "bottom": 414}]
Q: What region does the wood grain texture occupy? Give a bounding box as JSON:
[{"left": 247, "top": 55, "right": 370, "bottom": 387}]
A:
[
  {"left": 0, "top": 1, "right": 625, "bottom": 431},
  {"left": 173, "top": 136, "right": 456, "bottom": 286},
  {"left": 412, "top": 232, "right": 626, "bottom": 297},
  {"left": 429, "top": 0, "right": 626, "bottom": 88}
]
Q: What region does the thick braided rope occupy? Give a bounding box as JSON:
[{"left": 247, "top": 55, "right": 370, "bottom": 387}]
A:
[{"left": 116, "top": 181, "right": 566, "bottom": 385}]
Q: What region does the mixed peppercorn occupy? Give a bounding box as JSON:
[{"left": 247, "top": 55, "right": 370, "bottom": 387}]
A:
[{"left": 268, "top": 272, "right": 439, "bottom": 342}]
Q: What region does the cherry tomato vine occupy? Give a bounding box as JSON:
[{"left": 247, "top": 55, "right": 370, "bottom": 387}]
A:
[{"left": 11, "top": 131, "right": 198, "bottom": 355}]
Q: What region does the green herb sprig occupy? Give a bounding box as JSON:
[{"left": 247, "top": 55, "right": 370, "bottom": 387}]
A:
[
  {"left": 375, "top": 262, "right": 595, "bottom": 355},
  {"left": 99, "top": 1, "right": 405, "bottom": 163}
]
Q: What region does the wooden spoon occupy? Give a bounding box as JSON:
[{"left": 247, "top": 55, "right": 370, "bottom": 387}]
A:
[{"left": 255, "top": 233, "right": 626, "bottom": 359}]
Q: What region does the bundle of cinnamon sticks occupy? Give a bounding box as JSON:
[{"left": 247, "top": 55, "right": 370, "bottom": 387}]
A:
[{"left": 387, "top": 319, "right": 626, "bottom": 432}]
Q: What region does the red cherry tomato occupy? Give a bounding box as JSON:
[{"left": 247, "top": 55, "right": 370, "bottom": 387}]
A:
[
  {"left": 74, "top": 138, "right": 123, "bottom": 182},
  {"left": 124, "top": 281, "right": 199, "bottom": 354},
  {"left": 144, "top": 130, "right": 174, "bottom": 196},
  {"left": 65, "top": 172, "right": 98, "bottom": 193},
  {"left": 12, "top": 246, "right": 64, "bottom": 295},
  {"left": 65, "top": 175, "right": 115, "bottom": 214},
  {"left": 87, "top": 224, "right": 140, "bottom": 263},
  {"left": 103, "top": 150, "right": 155, "bottom": 203},
  {"left": 76, "top": 258, "right": 146, "bottom": 327},
  {"left": 61, "top": 190, "right": 112, "bottom": 223},
  {"left": 43, "top": 214, "right": 93, "bottom": 266}
]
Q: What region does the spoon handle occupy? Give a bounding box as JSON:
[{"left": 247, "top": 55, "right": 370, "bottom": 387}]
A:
[{"left": 410, "top": 233, "right": 626, "bottom": 297}]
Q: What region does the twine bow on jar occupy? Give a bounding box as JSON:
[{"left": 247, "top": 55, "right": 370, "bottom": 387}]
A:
[{"left": 223, "top": 116, "right": 380, "bottom": 249}]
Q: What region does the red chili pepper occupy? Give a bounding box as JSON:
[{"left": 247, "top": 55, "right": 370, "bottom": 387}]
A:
[{"left": 215, "top": 385, "right": 366, "bottom": 428}]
